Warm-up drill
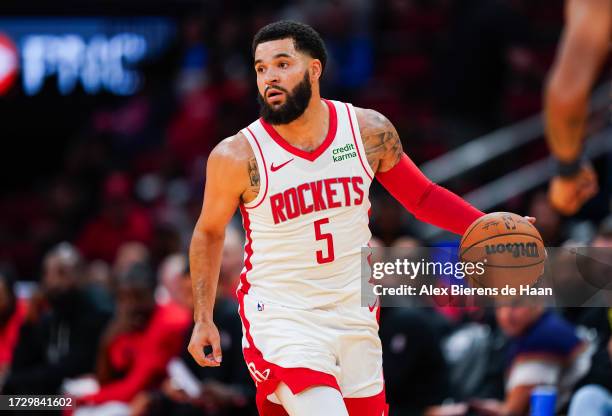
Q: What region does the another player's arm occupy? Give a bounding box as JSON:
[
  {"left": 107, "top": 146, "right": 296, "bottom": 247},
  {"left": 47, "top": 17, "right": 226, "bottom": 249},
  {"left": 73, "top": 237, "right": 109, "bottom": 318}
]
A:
[
  {"left": 544, "top": 0, "right": 609, "bottom": 214},
  {"left": 355, "top": 107, "right": 484, "bottom": 235},
  {"left": 188, "top": 133, "right": 254, "bottom": 367},
  {"left": 545, "top": 0, "right": 611, "bottom": 164}
]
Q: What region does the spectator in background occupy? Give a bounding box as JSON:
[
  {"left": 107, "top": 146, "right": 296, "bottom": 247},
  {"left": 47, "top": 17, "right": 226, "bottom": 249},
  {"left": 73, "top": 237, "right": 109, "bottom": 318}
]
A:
[
  {"left": 78, "top": 241, "right": 153, "bottom": 319},
  {"left": 76, "top": 262, "right": 190, "bottom": 407},
  {"left": 380, "top": 307, "right": 450, "bottom": 415},
  {"left": 568, "top": 247, "right": 611, "bottom": 416},
  {"left": 112, "top": 242, "right": 151, "bottom": 281},
  {"left": 136, "top": 262, "right": 254, "bottom": 416},
  {"left": 564, "top": 222, "right": 612, "bottom": 392},
  {"left": 470, "top": 306, "right": 591, "bottom": 415},
  {"left": 381, "top": 236, "right": 453, "bottom": 414},
  {"left": 427, "top": 305, "right": 591, "bottom": 416},
  {"left": 568, "top": 313, "right": 611, "bottom": 416},
  {"left": 77, "top": 173, "right": 153, "bottom": 263},
  {"left": 156, "top": 252, "right": 189, "bottom": 307},
  {"left": 3, "top": 243, "right": 110, "bottom": 394},
  {"left": 0, "top": 265, "right": 26, "bottom": 388}
]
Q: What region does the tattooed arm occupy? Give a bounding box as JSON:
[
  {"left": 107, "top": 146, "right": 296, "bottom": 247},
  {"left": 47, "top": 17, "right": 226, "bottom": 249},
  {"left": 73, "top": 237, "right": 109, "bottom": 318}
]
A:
[
  {"left": 355, "top": 107, "right": 484, "bottom": 234},
  {"left": 188, "top": 132, "right": 255, "bottom": 367},
  {"left": 355, "top": 108, "right": 403, "bottom": 174}
]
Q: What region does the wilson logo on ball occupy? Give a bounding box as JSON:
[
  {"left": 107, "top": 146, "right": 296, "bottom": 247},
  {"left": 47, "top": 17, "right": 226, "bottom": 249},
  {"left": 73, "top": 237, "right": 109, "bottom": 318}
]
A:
[
  {"left": 485, "top": 242, "right": 539, "bottom": 258},
  {"left": 460, "top": 212, "right": 546, "bottom": 292}
]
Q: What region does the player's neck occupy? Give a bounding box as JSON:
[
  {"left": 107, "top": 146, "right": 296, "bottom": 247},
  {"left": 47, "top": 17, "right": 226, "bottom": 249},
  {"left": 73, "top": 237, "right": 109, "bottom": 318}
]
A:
[{"left": 272, "top": 97, "right": 329, "bottom": 151}]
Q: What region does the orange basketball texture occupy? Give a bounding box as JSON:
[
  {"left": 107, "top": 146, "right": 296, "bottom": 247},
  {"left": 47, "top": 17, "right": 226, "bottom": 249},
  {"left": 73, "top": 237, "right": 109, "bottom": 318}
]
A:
[{"left": 460, "top": 212, "right": 546, "bottom": 289}]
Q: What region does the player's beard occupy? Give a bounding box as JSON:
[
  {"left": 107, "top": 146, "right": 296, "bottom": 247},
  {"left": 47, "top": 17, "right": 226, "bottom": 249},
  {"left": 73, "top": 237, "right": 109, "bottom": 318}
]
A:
[{"left": 258, "top": 71, "right": 312, "bottom": 125}]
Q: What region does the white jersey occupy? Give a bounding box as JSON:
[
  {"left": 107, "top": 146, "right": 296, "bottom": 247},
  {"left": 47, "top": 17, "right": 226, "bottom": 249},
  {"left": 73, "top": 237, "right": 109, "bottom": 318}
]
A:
[{"left": 238, "top": 99, "right": 374, "bottom": 309}]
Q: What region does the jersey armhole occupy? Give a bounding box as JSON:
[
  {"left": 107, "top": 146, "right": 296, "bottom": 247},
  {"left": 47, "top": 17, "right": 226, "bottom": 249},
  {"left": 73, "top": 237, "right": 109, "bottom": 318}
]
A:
[
  {"left": 344, "top": 103, "right": 375, "bottom": 181},
  {"left": 242, "top": 127, "right": 269, "bottom": 209}
]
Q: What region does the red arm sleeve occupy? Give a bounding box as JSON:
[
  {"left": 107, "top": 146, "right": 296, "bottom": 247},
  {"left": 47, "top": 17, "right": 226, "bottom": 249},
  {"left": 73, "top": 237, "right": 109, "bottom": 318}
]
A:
[{"left": 376, "top": 153, "right": 485, "bottom": 235}]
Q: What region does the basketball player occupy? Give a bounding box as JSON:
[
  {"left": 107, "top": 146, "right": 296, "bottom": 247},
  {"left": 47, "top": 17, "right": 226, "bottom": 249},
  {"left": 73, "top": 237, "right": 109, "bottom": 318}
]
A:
[
  {"left": 188, "top": 21, "right": 486, "bottom": 415},
  {"left": 545, "top": 0, "right": 611, "bottom": 215}
]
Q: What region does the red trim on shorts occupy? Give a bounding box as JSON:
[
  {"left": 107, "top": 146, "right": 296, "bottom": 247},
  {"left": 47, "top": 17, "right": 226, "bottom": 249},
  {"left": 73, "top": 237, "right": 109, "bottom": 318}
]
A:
[
  {"left": 237, "top": 208, "right": 341, "bottom": 415},
  {"left": 345, "top": 102, "right": 373, "bottom": 181},
  {"left": 238, "top": 290, "right": 341, "bottom": 415},
  {"left": 278, "top": 367, "right": 340, "bottom": 394},
  {"left": 258, "top": 400, "right": 289, "bottom": 416},
  {"left": 344, "top": 388, "right": 389, "bottom": 416},
  {"left": 259, "top": 99, "right": 338, "bottom": 162},
  {"left": 244, "top": 127, "right": 269, "bottom": 209}
]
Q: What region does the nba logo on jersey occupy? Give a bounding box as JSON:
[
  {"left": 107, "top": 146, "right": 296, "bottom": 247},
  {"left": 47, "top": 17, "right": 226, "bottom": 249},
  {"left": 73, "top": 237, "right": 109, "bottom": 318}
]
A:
[{"left": 257, "top": 301, "right": 265, "bottom": 312}]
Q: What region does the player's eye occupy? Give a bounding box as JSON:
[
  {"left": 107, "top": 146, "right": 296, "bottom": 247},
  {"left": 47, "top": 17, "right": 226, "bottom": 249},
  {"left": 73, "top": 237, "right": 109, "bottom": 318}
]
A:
[
  {"left": 255, "top": 66, "right": 265, "bottom": 73},
  {"left": 279, "top": 62, "right": 289, "bottom": 69}
]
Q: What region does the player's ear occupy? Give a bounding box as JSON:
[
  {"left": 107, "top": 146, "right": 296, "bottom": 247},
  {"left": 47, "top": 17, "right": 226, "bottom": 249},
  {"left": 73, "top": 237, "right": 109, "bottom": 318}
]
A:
[{"left": 309, "top": 59, "right": 323, "bottom": 82}]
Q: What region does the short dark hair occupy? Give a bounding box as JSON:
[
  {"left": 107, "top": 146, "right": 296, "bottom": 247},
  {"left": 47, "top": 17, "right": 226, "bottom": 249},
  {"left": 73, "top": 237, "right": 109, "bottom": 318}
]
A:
[{"left": 252, "top": 20, "right": 327, "bottom": 72}]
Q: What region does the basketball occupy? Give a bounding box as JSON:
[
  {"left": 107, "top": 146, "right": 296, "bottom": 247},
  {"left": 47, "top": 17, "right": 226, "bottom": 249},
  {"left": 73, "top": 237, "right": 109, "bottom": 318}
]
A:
[{"left": 459, "top": 212, "right": 546, "bottom": 291}]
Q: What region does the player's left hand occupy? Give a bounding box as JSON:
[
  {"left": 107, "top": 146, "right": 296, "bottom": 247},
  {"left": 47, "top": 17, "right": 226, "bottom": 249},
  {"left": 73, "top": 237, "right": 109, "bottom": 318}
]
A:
[
  {"left": 188, "top": 320, "right": 223, "bottom": 367},
  {"left": 548, "top": 164, "right": 598, "bottom": 216}
]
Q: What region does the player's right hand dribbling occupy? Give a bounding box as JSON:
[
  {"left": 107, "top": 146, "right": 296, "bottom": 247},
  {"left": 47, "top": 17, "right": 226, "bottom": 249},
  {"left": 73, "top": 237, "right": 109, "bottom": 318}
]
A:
[{"left": 188, "top": 320, "right": 223, "bottom": 367}]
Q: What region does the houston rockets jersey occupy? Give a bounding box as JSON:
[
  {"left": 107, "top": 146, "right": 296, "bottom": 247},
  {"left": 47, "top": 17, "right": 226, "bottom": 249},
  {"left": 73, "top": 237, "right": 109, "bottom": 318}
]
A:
[{"left": 238, "top": 99, "right": 374, "bottom": 309}]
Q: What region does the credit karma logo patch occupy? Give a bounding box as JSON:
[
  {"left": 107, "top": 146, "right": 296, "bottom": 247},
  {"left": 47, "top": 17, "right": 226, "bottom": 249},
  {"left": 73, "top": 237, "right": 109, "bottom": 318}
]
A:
[{"left": 0, "top": 33, "right": 18, "bottom": 95}]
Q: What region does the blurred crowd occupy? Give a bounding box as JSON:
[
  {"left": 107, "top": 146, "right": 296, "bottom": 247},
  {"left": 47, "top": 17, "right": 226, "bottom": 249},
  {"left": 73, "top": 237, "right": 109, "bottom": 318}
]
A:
[
  {"left": 0, "top": 236, "right": 254, "bottom": 415},
  {"left": 0, "top": 234, "right": 611, "bottom": 415},
  {"left": 1, "top": 0, "right": 612, "bottom": 415}
]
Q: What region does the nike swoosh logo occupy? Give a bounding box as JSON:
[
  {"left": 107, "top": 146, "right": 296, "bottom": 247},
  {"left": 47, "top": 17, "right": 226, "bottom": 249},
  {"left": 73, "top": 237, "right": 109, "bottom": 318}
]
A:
[{"left": 270, "top": 158, "right": 294, "bottom": 172}]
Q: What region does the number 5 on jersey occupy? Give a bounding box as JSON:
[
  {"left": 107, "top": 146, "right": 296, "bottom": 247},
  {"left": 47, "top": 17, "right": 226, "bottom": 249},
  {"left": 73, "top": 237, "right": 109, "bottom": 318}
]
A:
[{"left": 314, "top": 218, "right": 335, "bottom": 264}]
